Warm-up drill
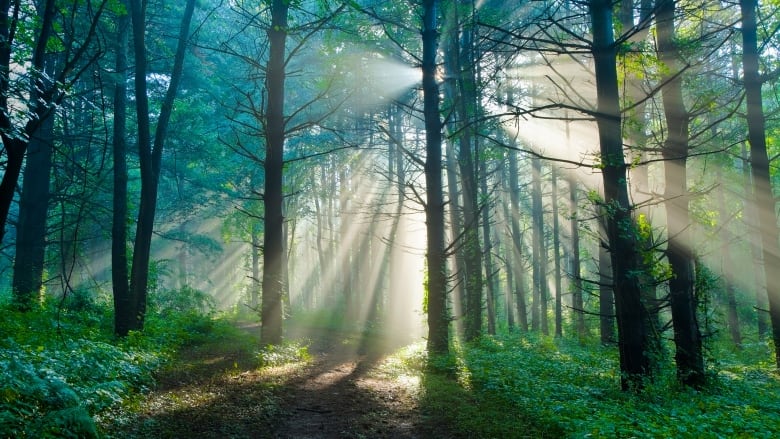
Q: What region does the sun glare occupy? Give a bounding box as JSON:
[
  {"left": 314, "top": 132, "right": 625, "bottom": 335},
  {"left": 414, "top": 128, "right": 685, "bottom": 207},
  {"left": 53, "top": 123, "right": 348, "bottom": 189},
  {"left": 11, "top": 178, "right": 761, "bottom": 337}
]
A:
[{"left": 282, "top": 149, "right": 426, "bottom": 356}]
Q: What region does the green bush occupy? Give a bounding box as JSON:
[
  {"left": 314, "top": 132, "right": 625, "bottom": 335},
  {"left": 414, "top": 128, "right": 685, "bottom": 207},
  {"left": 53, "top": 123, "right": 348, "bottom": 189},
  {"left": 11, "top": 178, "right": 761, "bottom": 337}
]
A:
[
  {"left": 257, "top": 340, "right": 311, "bottom": 367},
  {"left": 0, "top": 290, "right": 222, "bottom": 438}
]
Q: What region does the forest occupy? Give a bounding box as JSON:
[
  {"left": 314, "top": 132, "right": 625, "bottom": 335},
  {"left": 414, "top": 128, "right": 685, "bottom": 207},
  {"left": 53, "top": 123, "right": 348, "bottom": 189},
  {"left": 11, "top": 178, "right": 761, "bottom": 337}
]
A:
[{"left": 1, "top": 0, "right": 780, "bottom": 437}]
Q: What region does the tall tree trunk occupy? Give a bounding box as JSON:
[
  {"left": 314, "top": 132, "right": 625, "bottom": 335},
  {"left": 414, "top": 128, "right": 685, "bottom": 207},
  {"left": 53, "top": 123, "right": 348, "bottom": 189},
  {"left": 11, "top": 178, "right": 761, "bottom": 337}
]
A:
[
  {"left": 127, "top": 0, "right": 196, "bottom": 332},
  {"left": 552, "top": 169, "right": 563, "bottom": 338},
  {"left": 741, "top": 143, "right": 769, "bottom": 337},
  {"left": 446, "top": 141, "right": 467, "bottom": 336},
  {"left": 340, "top": 165, "right": 354, "bottom": 319},
  {"left": 251, "top": 226, "right": 261, "bottom": 309},
  {"left": 456, "top": 82, "right": 483, "bottom": 341},
  {"left": 112, "top": 2, "right": 131, "bottom": 335},
  {"left": 599, "top": 229, "right": 615, "bottom": 344},
  {"left": 12, "top": 99, "right": 54, "bottom": 309},
  {"left": 569, "top": 175, "right": 586, "bottom": 340},
  {"left": 717, "top": 168, "right": 741, "bottom": 346},
  {"left": 480, "top": 153, "right": 497, "bottom": 335},
  {"left": 422, "top": 0, "right": 449, "bottom": 355},
  {"left": 741, "top": 0, "right": 780, "bottom": 368},
  {"left": 441, "top": 11, "right": 466, "bottom": 337},
  {"left": 531, "top": 157, "right": 544, "bottom": 331},
  {"left": 508, "top": 150, "right": 528, "bottom": 331},
  {"left": 590, "top": 0, "right": 656, "bottom": 389},
  {"left": 0, "top": 0, "right": 56, "bottom": 247},
  {"left": 657, "top": 0, "right": 705, "bottom": 387},
  {"left": 499, "top": 156, "right": 515, "bottom": 330},
  {"left": 540, "top": 214, "right": 550, "bottom": 336},
  {"left": 0, "top": 1, "right": 106, "bottom": 247},
  {"left": 261, "top": 0, "right": 290, "bottom": 346}
]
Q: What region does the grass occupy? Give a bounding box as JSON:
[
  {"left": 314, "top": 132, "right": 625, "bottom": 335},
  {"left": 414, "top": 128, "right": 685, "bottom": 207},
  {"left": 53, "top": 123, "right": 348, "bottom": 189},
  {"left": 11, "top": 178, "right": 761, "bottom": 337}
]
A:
[
  {"left": 5, "top": 295, "right": 780, "bottom": 438},
  {"left": 378, "top": 333, "right": 780, "bottom": 438}
]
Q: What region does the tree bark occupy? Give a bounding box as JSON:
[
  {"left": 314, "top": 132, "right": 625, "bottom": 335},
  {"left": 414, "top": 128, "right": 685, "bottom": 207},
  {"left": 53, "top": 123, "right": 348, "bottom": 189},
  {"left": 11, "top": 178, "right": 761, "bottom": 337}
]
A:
[
  {"left": 12, "top": 100, "right": 54, "bottom": 309},
  {"left": 446, "top": 141, "right": 467, "bottom": 336},
  {"left": 261, "top": 0, "right": 290, "bottom": 346},
  {"left": 531, "top": 157, "right": 544, "bottom": 332},
  {"left": 480, "top": 152, "right": 497, "bottom": 335},
  {"left": 741, "top": 143, "right": 769, "bottom": 337},
  {"left": 552, "top": 169, "right": 563, "bottom": 338},
  {"left": 569, "top": 175, "right": 586, "bottom": 340},
  {"left": 112, "top": 1, "right": 132, "bottom": 336},
  {"left": 508, "top": 149, "right": 528, "bottom": 331},
  {"left": 422, "top": 0, "right": 449, "bottom": 355},
  {"left": 657, "top": 0, "right": 705, "bottom": 387},
  {"left": 716, "top": 168, "right": 741, "bottom": 347},
  {"left": 590, "top": 0, "right": 656, "bottom": 389},
  {"left": 0, "top": 0, "right": 56, "bottom": 249},
  {"left": 599, "top": 229, "right": 615, "bottom": 344},
  {"left": 126, "top": 0, "right": 196, "bottom": 332},
  {"left": 441, "top": 0, "right": 485, "bottom": 342},
  {"left": 741, "top": 0, "right": 780, "bottom": 368}
]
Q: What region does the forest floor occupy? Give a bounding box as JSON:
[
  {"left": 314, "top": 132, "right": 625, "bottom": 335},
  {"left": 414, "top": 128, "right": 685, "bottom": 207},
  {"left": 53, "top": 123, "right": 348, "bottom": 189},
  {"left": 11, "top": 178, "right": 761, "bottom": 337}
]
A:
[{"left": 103, "top": 320, "right": 454, "bottom": 438}]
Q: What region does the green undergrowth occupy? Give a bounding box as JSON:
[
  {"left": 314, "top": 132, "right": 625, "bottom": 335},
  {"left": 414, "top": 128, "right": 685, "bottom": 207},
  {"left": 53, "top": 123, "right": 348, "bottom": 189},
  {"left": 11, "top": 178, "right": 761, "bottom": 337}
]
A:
[
  {"left": 384, "top": 334, "right": 780, "bottom": 438},
  {"left": 0, "top": 290, "right": 224, "bottom": 439},
  {"left": 257, "top": 340, "right": 311, "bottom": 367}
]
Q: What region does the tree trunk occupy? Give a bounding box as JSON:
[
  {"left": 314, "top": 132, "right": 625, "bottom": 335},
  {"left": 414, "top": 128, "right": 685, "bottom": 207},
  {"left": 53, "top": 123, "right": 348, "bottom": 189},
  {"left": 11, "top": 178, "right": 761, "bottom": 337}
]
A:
[
  {"left": 261, "top": 0, "right": 290, "bottom": 346},
  {"left": 422, "top": 0, "right": 449, "bottom": 355},
  {"left": 508, "top": 150, "right": 528, "bottom": 331},
  {"left": 590, "top": 0, "right": 656, "bottom": 389},
  {"left": 552, "top": 169, "right": 563, "bottom": 338},
  {"left": 531, "top": 157, "right": 544, "bottom": 332},
  {"left": 112, "top": 2, "right": 131, "bottom": 335},
  {"left": 569, "top": 175, "right": 586, "bottom": 340},
  {"left": 251, "top": 226, "right": 261, "bottom": 309},
  {"left": 456, "top": 85, "right": 483, "bottom": 342},
  {"left": 12, "top": 104, "right": 54, "bottom": 309},
  {"left": 480, "top": 152, "right": 497, "bottom": 335},
  {"left": 717, "top": 168, "right": 741, "bottom": 347},
  {"left": 741, "top": 0, "right": 780, "bottom": 368},
  {"left": 499, "top": 156, "right": 515, "bottom": 330},
  {"left": 657, "top": 0, "right": 705, "bottom": 387},
  {"left": 0, "top": 0, "right": 56, "bottom": 248},
  {"left": 127, "top": 0, "right": 196, "bottom": 332},
  {"left": 446, "top": 141, "right": 467, "bottom": 336},
  {"left": 741, "top": 143, "right": 769, "bottom": 337},
  {"left": 599, "top": 231, "right": 615, "bottom": 344}
]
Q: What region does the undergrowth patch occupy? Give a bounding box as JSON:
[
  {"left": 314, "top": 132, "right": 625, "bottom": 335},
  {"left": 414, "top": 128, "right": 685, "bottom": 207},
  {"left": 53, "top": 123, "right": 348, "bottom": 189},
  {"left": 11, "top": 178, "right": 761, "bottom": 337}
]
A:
[
  {"left": 383, "top": 334, "right": 780, "bottom": 438},
  {"left": 0, "top": 292, "right": 225, "bottom": 439}
]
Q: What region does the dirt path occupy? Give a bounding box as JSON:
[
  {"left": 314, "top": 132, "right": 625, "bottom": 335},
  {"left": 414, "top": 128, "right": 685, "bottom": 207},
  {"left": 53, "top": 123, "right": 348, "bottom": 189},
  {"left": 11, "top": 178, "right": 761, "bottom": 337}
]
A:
[
  {"left": 103, "top": 322, "right": 434, "bottom": 438},
  {"left": 272, "top": 334, "right": 420, "bottom": 438}
]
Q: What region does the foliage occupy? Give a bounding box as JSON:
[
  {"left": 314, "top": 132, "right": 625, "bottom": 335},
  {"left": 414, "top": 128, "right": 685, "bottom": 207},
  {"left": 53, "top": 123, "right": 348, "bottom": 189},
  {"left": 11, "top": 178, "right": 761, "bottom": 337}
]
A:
[
  {"left": 0, "top": 294, "right": 222, "bottom": 438},
  {"left": 148, "top": 285, "right": 216, "bottom": 317},
  {"left": 384, "top": 334, "right": 780, "bottom": 438},
  {"left": 257, "top": 341, "right": 311, "bottom": 367}
]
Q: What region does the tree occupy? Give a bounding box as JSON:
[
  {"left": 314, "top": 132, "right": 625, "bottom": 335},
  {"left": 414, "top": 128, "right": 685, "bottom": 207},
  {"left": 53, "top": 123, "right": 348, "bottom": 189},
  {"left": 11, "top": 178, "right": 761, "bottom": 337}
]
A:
[
  {"left": 656, "top": 0, "right": 705, "bottom": 387},
  {"left": 443, "top": 0, "right": 483, "bottom": 342},
  {"left": 568, "top": 174, "right": 586, "bottom": 340},
  {"left": 590, "top": 0, "right": 657, "bottom": 389},
  {"left": 3, "top": 1, "right": 109, "bottom": 308},
  {"left": 531, "top": 156, "right": 546, "bottom": 333},
  {"left": 258, "top": 0, "right": 290, "bottom": 346},
  {"left": 116, "top": 0, "right": 197, "bottom": 335},
  {"left": 422, "top": 0, "right": 449, "bottom": 355},
  {"left": 740, "top": 0, "right": 780, "bottom": 368},
  {"left": 112, "top": 0, "right": 131, "bottom": 336}
]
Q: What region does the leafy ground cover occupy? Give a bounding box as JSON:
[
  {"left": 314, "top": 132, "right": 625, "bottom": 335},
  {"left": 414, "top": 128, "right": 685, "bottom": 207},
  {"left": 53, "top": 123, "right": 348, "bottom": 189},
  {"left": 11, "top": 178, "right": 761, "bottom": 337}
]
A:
[
  {"left": 386, "top": 334, "right": 780, "bottom": 438},
  {"left": 0, "top": 290, "right": 220, "bottom": 438},
  {"left": 4, "top": 296, "right": 779, "bottom": 438}
]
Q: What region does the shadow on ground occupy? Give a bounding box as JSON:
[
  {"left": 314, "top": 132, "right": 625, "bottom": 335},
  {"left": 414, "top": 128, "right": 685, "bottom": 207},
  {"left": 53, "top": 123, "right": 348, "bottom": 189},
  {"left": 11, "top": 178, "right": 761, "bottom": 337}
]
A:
[{"left": 103, "top": 322, "right": 443, "bottom": 439}]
